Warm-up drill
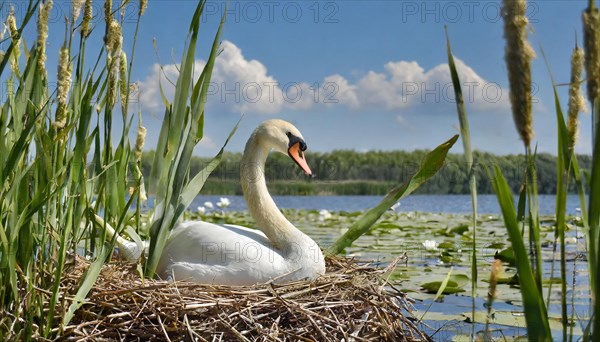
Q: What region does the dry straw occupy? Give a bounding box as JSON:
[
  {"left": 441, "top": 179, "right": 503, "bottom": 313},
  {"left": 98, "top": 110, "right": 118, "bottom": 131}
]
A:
[
  {"left": 502, "top": 0, "right": 536, "bottom": 147},
  {"left": 583, "top": 2, "right": 600, "bottom": 104},
  {"left": 568, "top": 45, "right": 587, "bottom": 150},
  {"left": 54, "top": 256, "right": 429, "bottom": 341}
]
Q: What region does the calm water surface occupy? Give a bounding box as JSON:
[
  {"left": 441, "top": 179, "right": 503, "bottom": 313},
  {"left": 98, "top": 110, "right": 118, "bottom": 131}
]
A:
[
  {"left": 190, "top": 194, "right": 588, "bottom": 340},
  {"left": 192, "top": 194, "right": 583, "bottom": 215}
]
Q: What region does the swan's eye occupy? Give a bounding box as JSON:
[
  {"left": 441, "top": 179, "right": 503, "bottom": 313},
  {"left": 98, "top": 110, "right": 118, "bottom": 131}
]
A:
[{"left": 286, "top": 132, "right": 292, "bottom": 138}]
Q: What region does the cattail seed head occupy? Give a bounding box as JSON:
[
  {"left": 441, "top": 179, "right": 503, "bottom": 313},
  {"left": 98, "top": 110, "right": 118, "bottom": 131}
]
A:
[
  {"left": 81, "top": 0, "right": 93, "bottom": 37},
  {"left": 7, "top": 8, "right": 18, "bottom": 40},
  {"left": 106, "top": 19, "right": 122, "bottom": 109},
  {"left": 7, "top": 8, "right": 20, "bottom": 74},
  {"left": 36, "top": 0, "right": 53, "bottom": 79},
  {"left": 72, "top": 0, "right": 85, "bottom": 23},
  {"left": 583, "top": 3, "right": 600, "bottom": 104},
  {"left": 502, "top": 0, "right": 536, "bottom": 148},
  {"left": 104, "top": 0, "right": 112, "bottom": 30},
  {"left": 134, "top": 125, "right": 147, "bottom": 161},
  {"left": 119, "top": 50, "right": 128, "bottom": 112},
  {"left": 54, "top": 44, "right": 72, "bottom": 130},
  {"left": 139, "top": 0, "right": 147, "bottom": 16},
  {"left": 107, "top": 56, "right": 118, "bottom": 109},
  {"left": 489, "top": 260, "right": 502, "bottom": 302},
  {"left": 568, "top": 46, "right": 587, "bottom": 151},
  {"left": 105, "top": 18, "right": 122, "bottom": 53}
]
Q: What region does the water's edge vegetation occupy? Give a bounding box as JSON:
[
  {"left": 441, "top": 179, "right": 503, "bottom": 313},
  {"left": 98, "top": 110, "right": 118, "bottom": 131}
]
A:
[{"left": 141, "top": 150, "right": 594, "bottom": 195}]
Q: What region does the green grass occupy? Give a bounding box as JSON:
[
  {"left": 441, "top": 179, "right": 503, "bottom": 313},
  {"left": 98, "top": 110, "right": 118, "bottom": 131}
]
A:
[
  {"left": 1, "top": 1, "right": 450, "bottom": 339},
  {"left": 445, "top": 2, "right": 600, "bottom": 340},
  {"left": 0, "top": 1, "right": 228, "bottom": 339}
]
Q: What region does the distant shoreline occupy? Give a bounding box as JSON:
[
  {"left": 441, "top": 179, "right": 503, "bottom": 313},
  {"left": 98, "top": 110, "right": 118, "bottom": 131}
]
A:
[{"left": 142, "top": 150, "right": 593, "bottom": 196}]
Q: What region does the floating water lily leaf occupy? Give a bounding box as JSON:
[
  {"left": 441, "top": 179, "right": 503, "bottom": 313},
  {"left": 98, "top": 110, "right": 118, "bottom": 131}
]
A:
[
  {"left": 464, "top": 310, "right": 580, "bottom": 334},
  {"left": 487, "top": 242, "right": 505, "bottom": 249},
  {"left": 421, "top": 274, "right": 469, "bottom": 294},
  {"left": 421, "top": 280, "right": 465, "bottom": 294},
  {"left": 449, "top": 273, "right": 470, "bottom": 287},
  {"left": 440, "top": 255, "right": 457, "bottom": 264},
  {"left": 494, "top": 247, "right": 515, "bottom": 266},
  {"left": 438, "top": 242, "right": 455, "bottom": 249},
  {"left": 447, "top": 224, "right": 469, "bottom": 236}
]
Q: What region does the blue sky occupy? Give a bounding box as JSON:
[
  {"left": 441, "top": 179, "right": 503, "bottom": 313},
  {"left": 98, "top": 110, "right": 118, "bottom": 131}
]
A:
[{"left": 11, "top": 1, "right": 596, "bottom": 156}]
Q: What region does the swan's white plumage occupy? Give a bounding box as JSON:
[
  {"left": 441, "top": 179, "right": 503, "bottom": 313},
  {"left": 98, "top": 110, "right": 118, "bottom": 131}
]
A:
[
  {"left": 157, "top": 221, "right": 324, "bottom": 285},
  {"left": 154, "top": 119, "right": 326, "bottom": 286}
]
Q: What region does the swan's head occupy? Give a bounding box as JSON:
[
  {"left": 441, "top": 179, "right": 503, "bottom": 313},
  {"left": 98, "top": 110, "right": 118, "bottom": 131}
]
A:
[{"left": 254, "top": 119, "right": 312, "bottom": 177}]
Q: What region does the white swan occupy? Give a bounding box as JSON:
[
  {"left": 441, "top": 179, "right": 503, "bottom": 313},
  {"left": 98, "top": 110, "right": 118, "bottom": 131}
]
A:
[
  {"left": 104, "top": 119, "right": 322, "bottom": 286},
  {"left": 94, "top": 120, "right": 325, "bottom": 284}
]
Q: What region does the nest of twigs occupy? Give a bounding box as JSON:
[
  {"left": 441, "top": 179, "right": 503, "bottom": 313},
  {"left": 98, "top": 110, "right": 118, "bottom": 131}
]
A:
[{"left": 56, "top": 256, "right": 430, "bottom": 341}]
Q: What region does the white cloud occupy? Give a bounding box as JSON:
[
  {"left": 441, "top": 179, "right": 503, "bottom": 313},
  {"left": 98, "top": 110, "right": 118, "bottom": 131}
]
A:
[
  {"left": 395, "top": 114, "right": 408, "bottom": 127},
  {"left": 198, "top": 136, "right": 216, "bottom": 149},
  {"left": 138, "top": 40, "right": 507, "bottom": 116},
  {"left": 338, "top": 58, "right": 509, "bottom": 112}
]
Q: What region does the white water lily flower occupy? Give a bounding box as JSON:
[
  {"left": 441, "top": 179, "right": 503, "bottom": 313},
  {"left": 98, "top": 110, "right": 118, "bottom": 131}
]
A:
[
  {"left": 217, "top": 197, "right": 231, "bottom": 209},
  {"left": 422, "top": 240, "right": 439, "bottom": 251},
  {"left": 197, "top": 206, "right": 206, "bottom": 215},
  {"left": 204, "top": 201, "right": 213, "bottom": 210},
  {"left": 565, "top": 237, "right": 578, "bottom": 245},
  {"left": 390, "top": 201, "right": 401, "bottom": 211},
  {"left": 318, "top": 209, "right": 332, "bottom": 222}
]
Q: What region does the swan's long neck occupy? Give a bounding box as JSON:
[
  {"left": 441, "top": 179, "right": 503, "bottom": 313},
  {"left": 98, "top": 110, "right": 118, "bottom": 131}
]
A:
[{"left": 240, "top": 135, "right": 307, "bottom": 251}]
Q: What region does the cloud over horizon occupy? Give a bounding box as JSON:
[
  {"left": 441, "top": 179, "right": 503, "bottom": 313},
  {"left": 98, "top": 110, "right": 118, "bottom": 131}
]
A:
[{"left": 138, "top": 40, "right": 509, "bottom": 117}]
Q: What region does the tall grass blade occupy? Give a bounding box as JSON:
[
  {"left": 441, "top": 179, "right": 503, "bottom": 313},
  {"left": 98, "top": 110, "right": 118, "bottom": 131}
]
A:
[
  {"left": 445, "top": 27, "right": 478, "bottom": 331},
  {"left": 543, "top": 48, "right": 573, "bottom": 340},
  {"left": 177, "top": 118, "right": 241, "bottom": 219},
  {"left": 491, "top": 165, "right": 551, "bottom": 340},
  {"left": 327, "top": 135, "right": 458, "bottom": 255},
  {"left": 419, "top": 267, "right": 454, "bottom": 322},
  {"left": 145, "top": 3, "right": 228, "bottom": 276},
  {"left": 63, "top": 246, "right": 110, "bottom": 326},
  {"left": 0, "top": 0, "right": 40, "bottom": 77},
  {"left": 591, "top": 97, "right": 600, "bottom": 336},
  {"left": 552, "top": 86, "right": 571, "bottom": 341}
]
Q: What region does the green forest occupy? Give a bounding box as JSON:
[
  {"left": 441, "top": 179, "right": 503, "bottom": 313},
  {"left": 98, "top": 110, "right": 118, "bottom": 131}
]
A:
[{"left": 141, "top": 150, "right": 592, "bottom": 196}]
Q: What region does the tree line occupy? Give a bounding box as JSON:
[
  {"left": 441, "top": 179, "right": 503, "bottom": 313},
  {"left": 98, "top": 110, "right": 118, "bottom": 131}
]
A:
[{"left": 141, "top": 150, "right": 592, "bottom": 195}]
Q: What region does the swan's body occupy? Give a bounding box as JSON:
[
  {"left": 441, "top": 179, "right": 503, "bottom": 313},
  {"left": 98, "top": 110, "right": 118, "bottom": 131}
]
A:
[{"left": 154, "top": 119, "right": 325, "bottom": 285}]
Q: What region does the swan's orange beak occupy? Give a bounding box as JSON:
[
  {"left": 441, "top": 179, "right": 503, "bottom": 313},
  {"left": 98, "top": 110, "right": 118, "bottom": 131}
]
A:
[{"left": 288, "top": 142, "right": 312, "bottom": 177}]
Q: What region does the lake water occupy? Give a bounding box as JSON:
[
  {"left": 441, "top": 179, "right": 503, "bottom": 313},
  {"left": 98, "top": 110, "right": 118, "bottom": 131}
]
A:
[
  {"left": 192, "top": 194, "right": 584, "bottom": 215},
  {"left": 190, "top": 193, "right": 589, "bottom": 340}
]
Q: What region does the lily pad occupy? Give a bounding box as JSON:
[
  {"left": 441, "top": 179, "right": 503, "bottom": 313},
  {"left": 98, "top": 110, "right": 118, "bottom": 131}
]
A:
[{"left": 421, "top": 280, "right": 466, "bottom": 294}]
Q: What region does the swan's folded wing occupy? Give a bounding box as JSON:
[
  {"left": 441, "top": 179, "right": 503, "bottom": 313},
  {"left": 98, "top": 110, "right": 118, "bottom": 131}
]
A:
[{"left": 157, "top": 221, "right": 289, "bottom": 285}]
